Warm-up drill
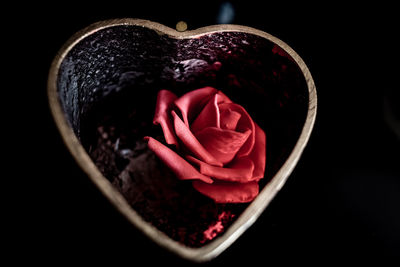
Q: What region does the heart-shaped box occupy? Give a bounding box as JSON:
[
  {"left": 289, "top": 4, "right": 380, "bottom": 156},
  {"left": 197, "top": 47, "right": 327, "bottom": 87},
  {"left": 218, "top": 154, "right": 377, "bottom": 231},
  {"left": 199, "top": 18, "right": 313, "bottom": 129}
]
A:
[{"left": 48, "top": 19, "right": 316, "bottom": 262}]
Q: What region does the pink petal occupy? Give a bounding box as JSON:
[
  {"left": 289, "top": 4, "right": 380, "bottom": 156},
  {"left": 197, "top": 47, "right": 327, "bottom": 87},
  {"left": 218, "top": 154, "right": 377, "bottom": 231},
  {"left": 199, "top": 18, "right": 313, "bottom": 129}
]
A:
[
  {"left": 144, "top": 136, "right": 213, "bottom": 184},
  {"left": 152, "top": 90, "right": 179, "bottom": 146},
  {"left": 187, "top": 156, "right": 255, "bottom": 182},
  {"left": 174, "top": 86, "right": 218, "bottom": 126},
  {"left": 190, "top": 93, "right": 221, "bottom": 134},
  {"left": 193, "top": 180, "right": 259, "bottom": 203},
  {"left": 220, "top": 108, "right": 241, "bottom": 130},
  {"left": 219, "top": 103, "right": 255, "bottom": 157},
  {"left": 249, "top": 123, "right": 266, "bottom": 179},
  {"left": 215, "top": 90, "right": 232, "bottom": 104},
  {"left": 195, "top": 127, "right": 251, "bottom": 165},
  {"left": 172, "top": 111, "right": 222, "bottom": 167}
]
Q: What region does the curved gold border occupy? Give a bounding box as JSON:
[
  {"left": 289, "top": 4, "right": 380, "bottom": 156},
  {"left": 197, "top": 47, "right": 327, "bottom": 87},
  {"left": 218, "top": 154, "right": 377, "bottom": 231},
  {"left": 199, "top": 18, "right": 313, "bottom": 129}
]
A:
[{"left": 48, "top": 19, "right": 317, "bottom": 262}]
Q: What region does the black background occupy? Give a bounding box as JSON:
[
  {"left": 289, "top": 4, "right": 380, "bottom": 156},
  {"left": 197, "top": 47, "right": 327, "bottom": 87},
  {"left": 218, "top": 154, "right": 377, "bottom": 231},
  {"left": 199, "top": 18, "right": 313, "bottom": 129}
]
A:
[{"left": 9, "top": 1, "right": 399, "bottom": 265}]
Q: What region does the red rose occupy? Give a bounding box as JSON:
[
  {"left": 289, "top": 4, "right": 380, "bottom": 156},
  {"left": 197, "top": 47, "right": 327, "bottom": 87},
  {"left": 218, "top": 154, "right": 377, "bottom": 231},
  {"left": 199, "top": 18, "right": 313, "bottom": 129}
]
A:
[{"left": 145, "top": 87, "right": 266, "bottom": 203}]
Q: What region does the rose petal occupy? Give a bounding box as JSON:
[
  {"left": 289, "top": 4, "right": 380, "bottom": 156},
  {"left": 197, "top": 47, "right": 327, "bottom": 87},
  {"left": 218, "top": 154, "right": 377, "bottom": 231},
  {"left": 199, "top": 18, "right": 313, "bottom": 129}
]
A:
[
  {"left": 249, "top": 123, "right": 266, "bottom": 179},
  {"left": 190, "top": 93, "right": 220, "bottom": 134},
  {"left": 195, "top": 127, "right": 251, "bottom": 165},
  {"left": 152, "top": 90, "right": 179, "bottom": 146},
  {"left": 172, "top": 111, "right": 222, "bottom": 167},
  {"left": 218, "top": 103, "right": 255, "bottom": 157},
  {"left": 187, "top": 155, "right": 255, "bottom": 182},
  {"left": 193, "top": 180, "right": 259, "bottom": 203},
  {"left": 215, "top": 91, "right": 232, "bottom": 104},
  {"left": 220, "top": 108, "right": 241, "bottom": 130},
  {"left": 174, "top": 86, "right": 218, "bottom": 126},
  {"left": 144, "top": 137, "right": 213, "bottom": 184}
]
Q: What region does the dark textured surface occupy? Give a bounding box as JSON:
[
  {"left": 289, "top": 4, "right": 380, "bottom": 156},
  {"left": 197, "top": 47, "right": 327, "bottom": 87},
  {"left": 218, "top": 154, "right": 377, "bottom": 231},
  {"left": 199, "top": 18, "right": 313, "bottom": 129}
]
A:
[
  {"left": 58, "top": 26, "right": 175, "bottom": 136},
  {"left": 57, "top": 25, "right": 308, "bottom": 246}
]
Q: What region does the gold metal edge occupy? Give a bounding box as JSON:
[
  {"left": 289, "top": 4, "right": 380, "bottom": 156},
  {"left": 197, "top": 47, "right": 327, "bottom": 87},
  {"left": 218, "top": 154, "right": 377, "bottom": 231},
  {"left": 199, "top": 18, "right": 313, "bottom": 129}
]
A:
[{"left": 47, "top": 18, "right": 317, "bottom": 262}]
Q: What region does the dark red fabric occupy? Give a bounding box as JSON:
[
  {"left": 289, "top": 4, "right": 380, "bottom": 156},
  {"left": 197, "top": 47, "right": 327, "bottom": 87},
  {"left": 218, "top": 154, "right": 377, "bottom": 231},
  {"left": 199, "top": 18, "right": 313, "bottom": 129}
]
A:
[{"left": 146, "top": 87, "right": 266, "bottom": 203}]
